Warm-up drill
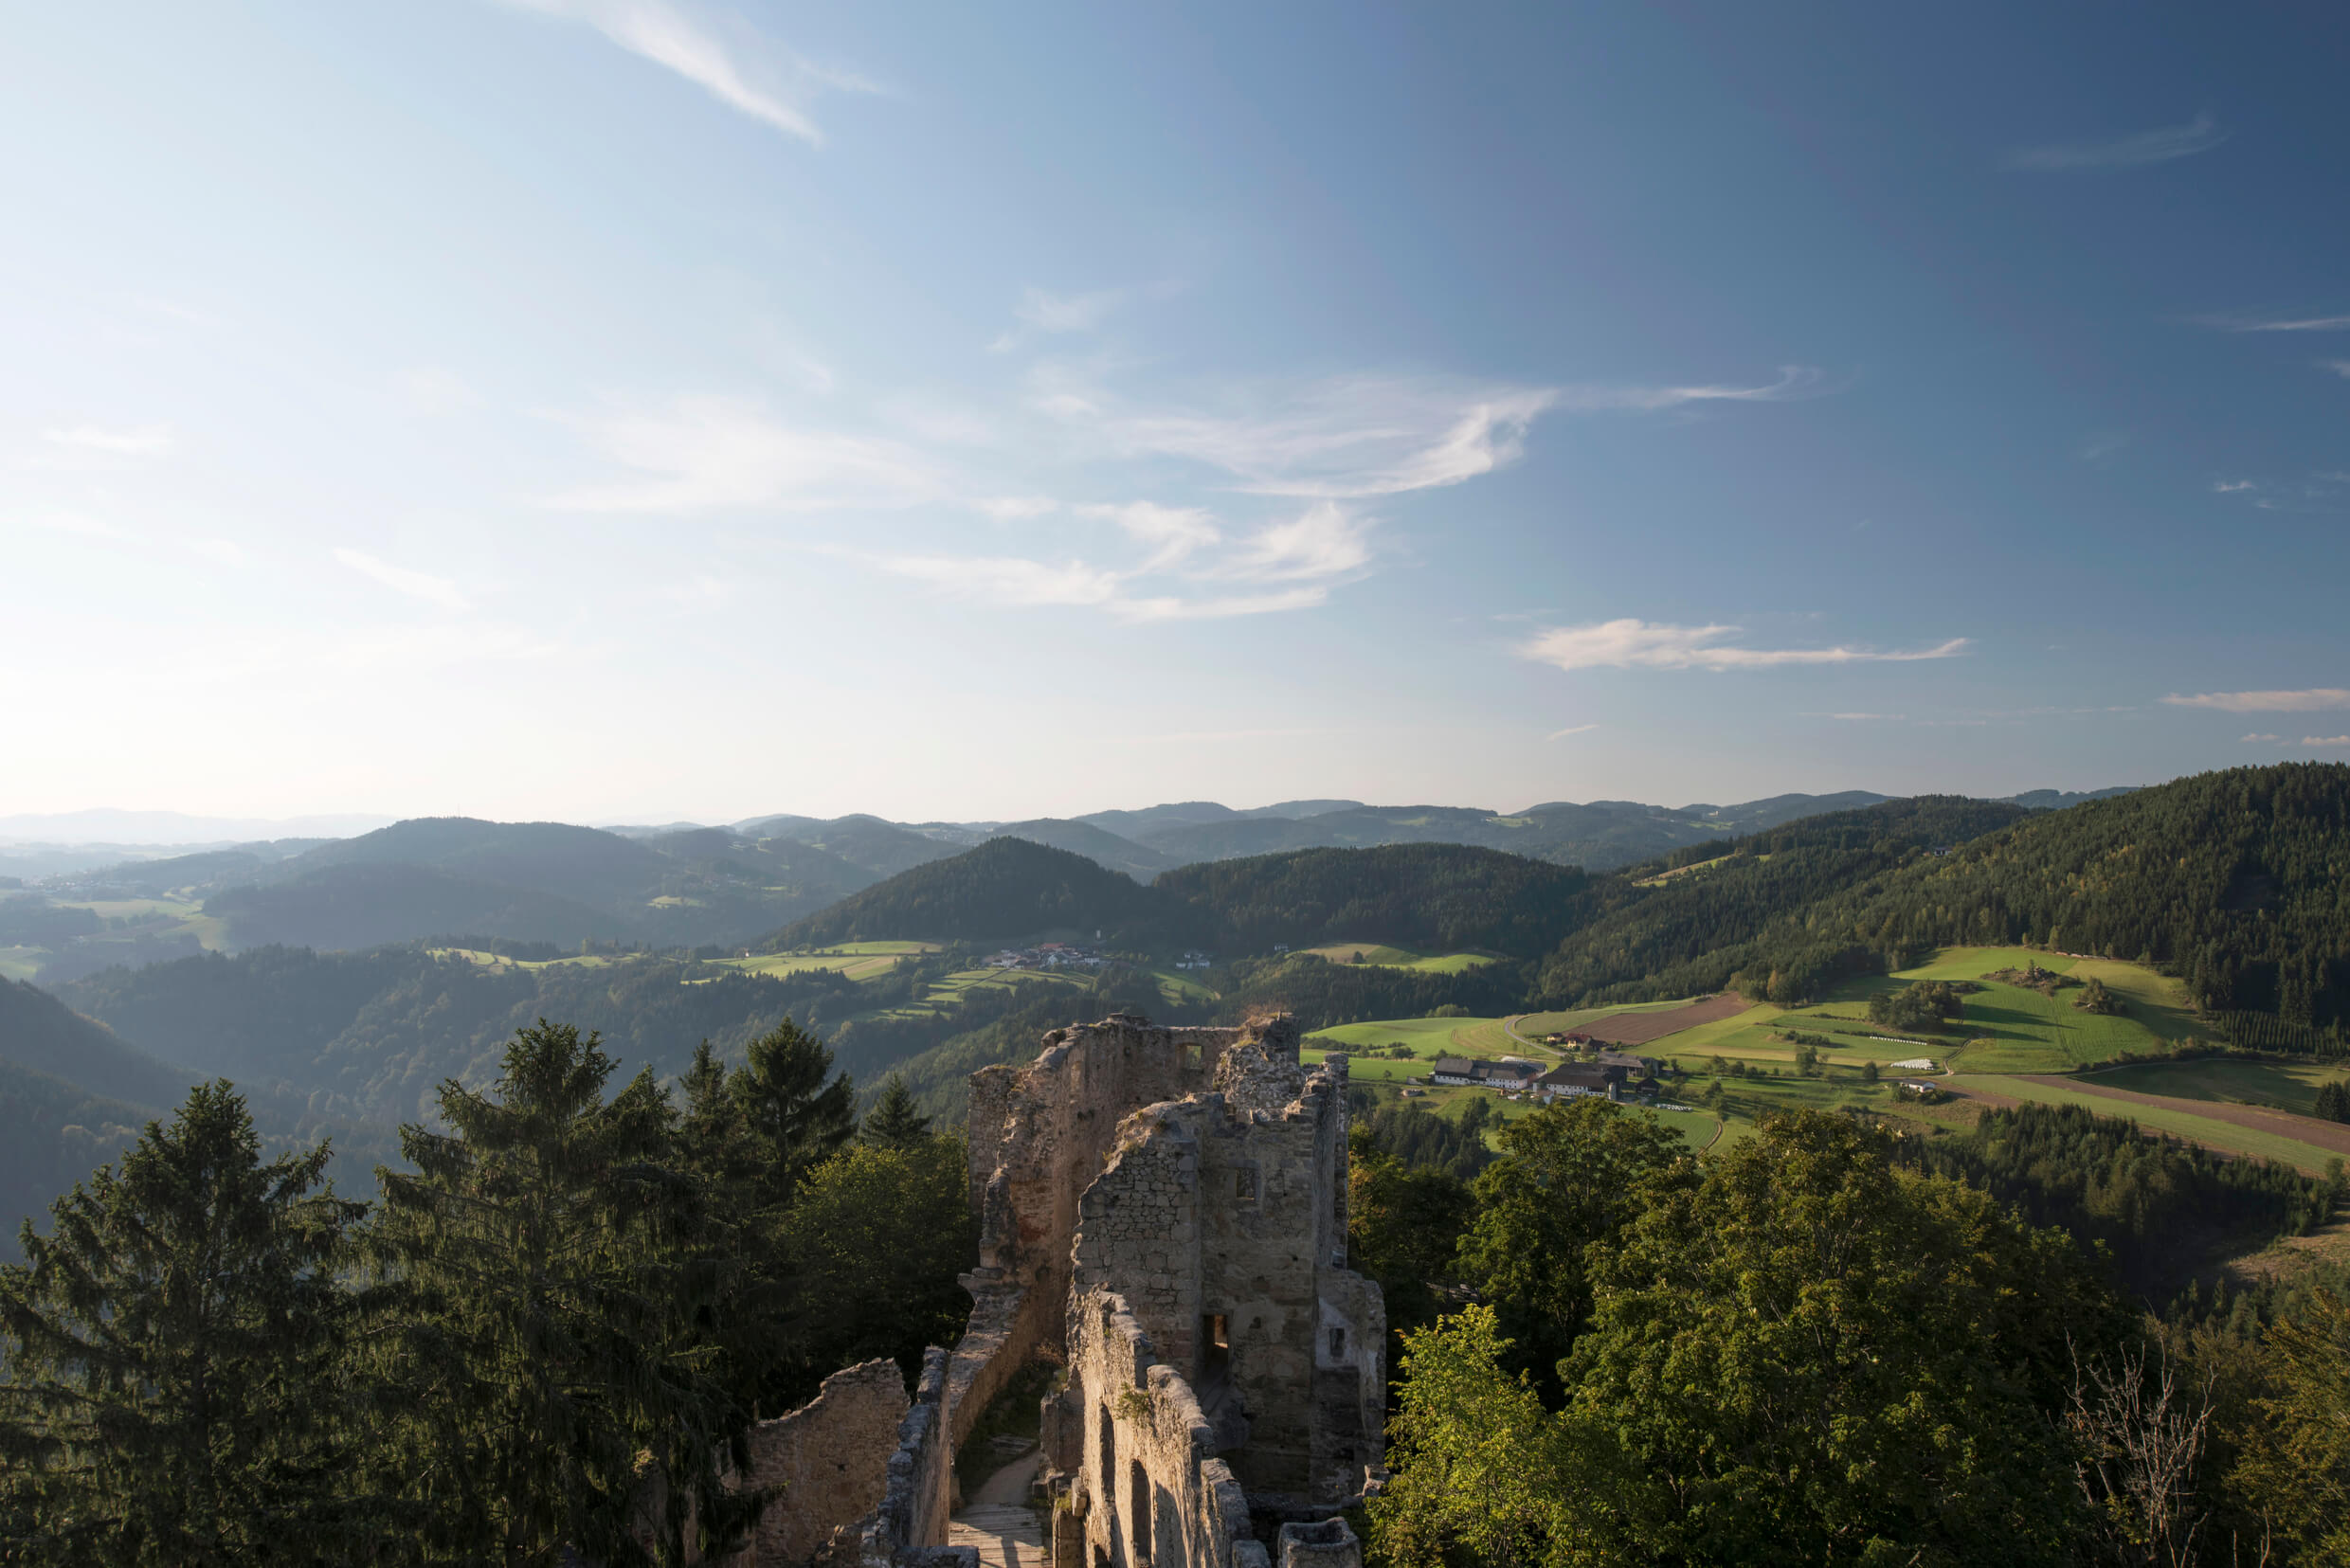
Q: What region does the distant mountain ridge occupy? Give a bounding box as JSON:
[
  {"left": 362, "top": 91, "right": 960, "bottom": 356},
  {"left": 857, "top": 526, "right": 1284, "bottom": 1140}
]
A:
[{"left": 4, "top": 787, "right": 2140, "bottom": 978}]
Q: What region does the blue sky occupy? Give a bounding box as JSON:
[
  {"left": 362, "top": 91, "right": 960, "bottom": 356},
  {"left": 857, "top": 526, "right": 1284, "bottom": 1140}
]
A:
[{"left": 6, "top": 2, "right": 2347, "bottom": 824}]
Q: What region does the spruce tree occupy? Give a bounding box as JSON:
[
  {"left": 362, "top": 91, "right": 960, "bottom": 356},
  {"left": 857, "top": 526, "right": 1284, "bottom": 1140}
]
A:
[
  {"left": 362, "top": 1021, "right": 762, "bottom": 1565},
  {"left": 0, "top": 1082, "right": 366, "bottom": 1565},
  {"left": 860, "top": 1073, "right": 933, "bottom": 1149},
  {"left": 732, "top": 1018, "right": 856, "bottom": 1196},
  {"left": 2315, "top": 1080, "right": 2350, "bottom": 1124}
]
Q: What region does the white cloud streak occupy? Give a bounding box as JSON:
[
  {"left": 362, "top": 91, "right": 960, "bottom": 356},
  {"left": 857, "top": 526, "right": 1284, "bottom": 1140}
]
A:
[
  {"left": 545, "top": 397, "right": 938, "bottom": 512},
  {"left": 2007, "top": 112, "right": 2227, "bottom": 171},
  {"left": 1016, "top": 287, "right": 1122, "bottom": 333},
  {"left": 1521, "top": 619, "right": 1969, "bottom": 673},
  {"left": 1076, "top": 501, "right": 1221, "bottom": 569},
  {"left": 334, "top": 549, "right": 472, "bottom": 612},
  {"left": 498, "top": 0, "right": 874, "bottom": 145},
  {"left": 1062, "top": 368, "right": 1822, "bottom": 500},
  {"left": 1216, "top": 501, "right": 1369, "bottom": 581},
  {"left": 2305, "top": 735, "right": 2350, "bottom": 747},
  {"left": 2198, "top": 313, "right": 2350, "bottom": 333},
  {"left": 1547, "top": 724, "right": 1599, "bottom": 739},
  {"left": 2162, "top": 688, "right": 2350, "bottom": 712},
  {"left": 41, "top": 423, "right": 176, "bottom": 456},
  {"left": 2241, "top": 733, "right": 2281, "bottom": 743}
]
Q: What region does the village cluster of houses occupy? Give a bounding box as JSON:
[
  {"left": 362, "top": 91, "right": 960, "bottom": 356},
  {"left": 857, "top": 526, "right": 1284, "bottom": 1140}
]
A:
[
  {"left": 983, "top": 942, "right": 1110, "bottom": 972},
  {"left": 1424, "top": 1051, "right": 1663, "bottom": 1102}
]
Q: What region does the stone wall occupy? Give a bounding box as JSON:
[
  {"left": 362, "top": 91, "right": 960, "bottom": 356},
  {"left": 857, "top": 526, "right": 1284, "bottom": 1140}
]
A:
[
  {"left": 820, "top": 1348, "right": 971, "bottom": 1568},
  {"left": 1061, "top": 1289, "right": 1271, "bottom": 1568},
  {"left": 730, "top": 1361, "right": 910, "bottom": 1567},
  {"left": 954, "top": 1016, "right": 1269, "bottom": 1451},
  {"left": 799, "top": 1011, "right": 1374, "bottom": 1568},
  {"left": 1068, "top": 1046, "right": 1383, "bottom": 1506}
]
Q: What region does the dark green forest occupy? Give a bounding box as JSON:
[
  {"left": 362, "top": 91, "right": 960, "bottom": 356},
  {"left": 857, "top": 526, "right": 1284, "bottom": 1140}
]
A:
[
  {"left": 1351, "top": 1097, "right": 2350, "bottom": 1567},
  {"left": 0, "top": 1021, "right": 971, "bottom": 1566},
  {"left": 1529, "top": 766, "right": 2350, "bottom": 1035}
]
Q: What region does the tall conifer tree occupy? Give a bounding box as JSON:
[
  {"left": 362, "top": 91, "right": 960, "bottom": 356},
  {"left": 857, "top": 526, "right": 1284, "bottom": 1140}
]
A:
[
  {"left": 732, "top": 1018, "right": 856, "bottom": 1197},
  {"left": 362, "top": 1021, "right": 761, "bottom": 1565},
  {"left": 0, "top": 1082, "right": 365, "bottom": 1565},
  {"left": 859, "top": 1073, "right": 932, "bottom": 1150}
]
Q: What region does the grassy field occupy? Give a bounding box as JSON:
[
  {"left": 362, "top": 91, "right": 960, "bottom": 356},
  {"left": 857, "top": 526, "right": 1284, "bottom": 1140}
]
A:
[
  {"left": 0, "top": 946, "right": 42, "bottom": 982},
  {"left": 1952, "top": 1074, "right": 2344, "bottom": 1175},
  {"left": 2090, "top": 1057, "right": 2350, "bottom": 1115},
  {"left": 1307, "top": 1016, "right": 1503, "bottom": 1058},
  {"left": 1293, "top": 943, "right": 1495, "bottom": 975},
  {"left": 1668, "top": 948, "right": 2206, "bottom": 1075},
  {"left": 856, "top": 964, "right": 1092, "bottom": 1023},
  {"left": 720, "top": 945, "right": 938, "bottom": 982}
]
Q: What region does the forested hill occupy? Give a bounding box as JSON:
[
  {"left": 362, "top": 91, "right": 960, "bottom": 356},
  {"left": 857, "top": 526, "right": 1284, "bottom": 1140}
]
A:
[
  {"left": 763, "top": 838, "right": 1183, "bottom": 949},
  {"left": 0, "top": 977, "right": 207, "bottom": 1110},
  {"left": 1527, "top": 795, "right": 2033, "bottom": 1003},
  {"left": 58, "top": 946, "right": 866, "bottom": 1126},
  {"left": 1536, "top": 766, "right": 2350, "bottom": 1031},
  {"left": 1157, "top": 843, "right": 1598, "bottom": 957},
  {"left": 1821, "top": 764, "right": 2350, "bottom": 1026}
]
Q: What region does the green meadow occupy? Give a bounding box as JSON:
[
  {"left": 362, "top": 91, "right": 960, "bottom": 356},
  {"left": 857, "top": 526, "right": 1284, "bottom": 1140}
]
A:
[
  {"left": 1307, "top": 1016, "right": 1505, "bottom": 1057},
  {"left": 1953, "top": 1074, "right": 2344, "bottom": 1175},
  {"left": 1658, "top": 948, "right": 2203, "bottom": 1076},
  {"left": 1293, "top": 942, "right": 1496, "bottom": 975},
  {"left": 718, "top": 942, "right": 939, "bottom": 982},
  {"left": 2089, "top": 1056, "right": 2350, "bottom": 1116}
]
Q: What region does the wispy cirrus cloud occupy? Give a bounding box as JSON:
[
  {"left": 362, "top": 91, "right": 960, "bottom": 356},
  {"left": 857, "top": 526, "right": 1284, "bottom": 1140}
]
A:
[
  {"left": 2305, "top": 735, "right": 2350, "bottom": 747},
  {"left": 2323, "top": 360, "right": 2350, "bottom": 377},
  {"left": 988, "top": 287, "right": 1126, "bottom": 351},
  {"left": 858, "top": 549, "right": 1329, "bottom": 623},
  {"left": 2196, "top": 312, "right": 2350, "bottom": 333},
  {"left": 853, "top": 495, "right": 1370, "bottom": 622},
  {"left": 2213, "top": 479, "right": 2257, "bottom": 494},
  {"left": 40, "top": 423, "right": 177, "bottom": 456},
  {"left": 1521, "top": 619, "right": 1968, "bottom": 673},
  {"left": 544, "top": 397, "right": 938, "bottom": 512},
  {"left": 334, "top": 549, "right": 472, "bottom": 612},
  {"left": 1547, "top": 724, "right": 1599, "bottom": 739},
  {"left": 2162, "top": 688, "right": 2350, "bottom": 712},
  {"left": 497, "top": 0, "right": 876, "bottom": 145},
  {"left": 1075, "top": 501, "right": 1221, "bottom": 569},
  {"left": 2007, "top": 112, "right": 2227, "bottom": 171},
  {"left": 1059, "top": 368, "right": 1824, "bottom": 500},
  {"left": 1214, "top": 501, "right": 1370, "bottom": 582},
  {"left": 2242, "top": 733, "right": 2281, "bottom": 743},
  {"left": 1807, "top": 712, "right": 1907, "bottom": 721}
]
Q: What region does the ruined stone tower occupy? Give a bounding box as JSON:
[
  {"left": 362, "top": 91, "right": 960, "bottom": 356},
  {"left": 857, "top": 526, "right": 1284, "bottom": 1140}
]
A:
[
  {"left": 745, "top": 1014, "right": 1379, "bottom": 1568},
  {"left": 978, "top": 1015, "right": 1383, "bottom": 1568}
]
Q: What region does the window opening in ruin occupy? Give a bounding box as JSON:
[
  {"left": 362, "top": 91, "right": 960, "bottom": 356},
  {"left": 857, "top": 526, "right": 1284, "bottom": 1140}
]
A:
[
  {"left": 1329, "top": 1325, "right": 1347, "bottom": 1360},
  {"left": 1130, "top": 1459, "right": 1152, "bottom": 1565},
  {"left": 1201, "top": 1312, "right": 1231, "bottom": 1382},
  {"left": 1094, "top": 1548, "right": 1112, "bottom": 1568},
  {"left": 1099, "top": 1402, "right": 1115, "bottom": 1495},
  {"left": 1234, "top": 1167, "right": 1257, "bottom": 1202}
]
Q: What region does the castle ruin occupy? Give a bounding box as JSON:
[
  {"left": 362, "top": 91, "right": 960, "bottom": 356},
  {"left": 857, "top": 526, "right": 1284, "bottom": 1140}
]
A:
[{"left": 741, "top": 1013, "right": 1382, "bottom": 1568}]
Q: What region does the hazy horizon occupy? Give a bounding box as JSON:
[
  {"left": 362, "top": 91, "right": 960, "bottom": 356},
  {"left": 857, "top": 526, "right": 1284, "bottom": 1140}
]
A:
[{"left": 0, "top": 779, "right": 2144, "bottom": 848}]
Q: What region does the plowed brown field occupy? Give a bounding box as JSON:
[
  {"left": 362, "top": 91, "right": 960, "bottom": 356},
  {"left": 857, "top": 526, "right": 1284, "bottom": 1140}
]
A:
[{"left": 1585, "top": 992, "right": 1750, "bottom": 1046}]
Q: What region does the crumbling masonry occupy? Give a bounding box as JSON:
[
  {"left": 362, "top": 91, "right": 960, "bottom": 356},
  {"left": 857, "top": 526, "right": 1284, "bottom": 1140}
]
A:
[{"left": 762, "top": 1014, "right": 1381, "bottom": 1568}]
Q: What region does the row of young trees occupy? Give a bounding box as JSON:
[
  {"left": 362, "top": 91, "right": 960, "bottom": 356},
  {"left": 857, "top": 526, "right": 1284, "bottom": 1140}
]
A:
[
  {"left": 0, "top": 1019, "right": 972, "bottom": 1566},
  {"left": 1351, "top": 1098, "right": 2350, "bottom": 1567}
]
